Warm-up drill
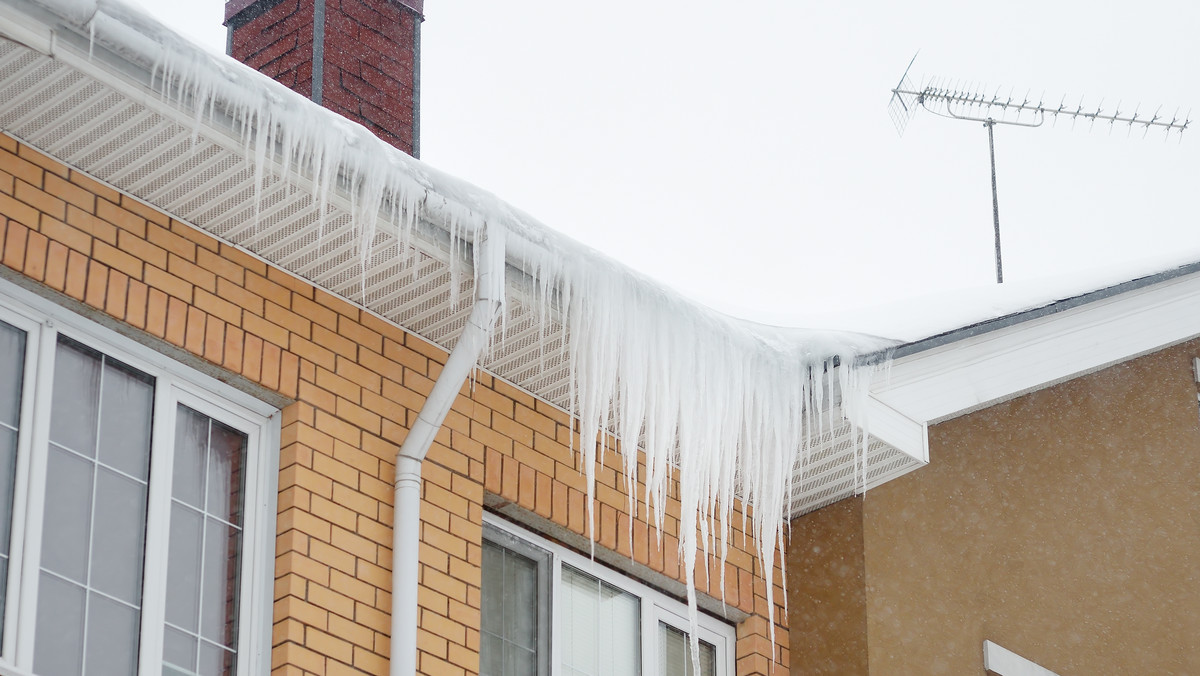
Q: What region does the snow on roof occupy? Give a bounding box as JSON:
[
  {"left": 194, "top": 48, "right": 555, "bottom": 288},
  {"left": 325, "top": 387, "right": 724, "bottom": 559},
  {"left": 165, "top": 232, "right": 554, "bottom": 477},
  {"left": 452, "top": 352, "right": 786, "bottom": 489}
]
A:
[
  {"left": 9, "top": 0, "right": 1195, "bottom": 653},
  {"left": 785, "top": 247, "right": 1200, "bottom": 344}
]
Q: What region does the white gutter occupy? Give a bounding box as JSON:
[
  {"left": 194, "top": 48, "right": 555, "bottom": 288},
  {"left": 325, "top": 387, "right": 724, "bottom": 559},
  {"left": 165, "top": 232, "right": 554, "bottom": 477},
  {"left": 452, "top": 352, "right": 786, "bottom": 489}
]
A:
[{"left": 390, "top": 225, "right": 505, "bottom": 676}]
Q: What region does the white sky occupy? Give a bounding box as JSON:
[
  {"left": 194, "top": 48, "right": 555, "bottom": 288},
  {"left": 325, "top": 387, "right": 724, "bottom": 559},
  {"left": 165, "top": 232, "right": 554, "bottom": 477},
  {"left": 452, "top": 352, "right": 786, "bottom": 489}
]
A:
[{"left": 130, "top": 0, "right": 1200, "bottom": 334}]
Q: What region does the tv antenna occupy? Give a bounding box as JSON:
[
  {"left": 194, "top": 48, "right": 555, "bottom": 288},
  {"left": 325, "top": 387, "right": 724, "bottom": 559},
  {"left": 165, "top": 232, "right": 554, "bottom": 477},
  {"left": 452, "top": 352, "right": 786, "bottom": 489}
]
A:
[{"left": 888, "top": 54, "right": 1190, "bottom": 283}]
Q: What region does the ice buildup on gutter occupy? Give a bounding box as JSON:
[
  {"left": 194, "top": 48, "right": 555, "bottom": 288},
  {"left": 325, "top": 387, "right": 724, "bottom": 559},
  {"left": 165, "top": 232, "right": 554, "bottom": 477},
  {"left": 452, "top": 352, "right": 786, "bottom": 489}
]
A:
[{"left": 32, "top": 0, "right": 899, "bottom": 662}]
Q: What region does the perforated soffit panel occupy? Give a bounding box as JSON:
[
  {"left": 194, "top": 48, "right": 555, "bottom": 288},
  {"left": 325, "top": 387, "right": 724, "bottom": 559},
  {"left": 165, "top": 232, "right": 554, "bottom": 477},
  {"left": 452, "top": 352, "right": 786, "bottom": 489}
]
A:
[{"left": 0, "top": 38, "right": 921, "bottom": 517}]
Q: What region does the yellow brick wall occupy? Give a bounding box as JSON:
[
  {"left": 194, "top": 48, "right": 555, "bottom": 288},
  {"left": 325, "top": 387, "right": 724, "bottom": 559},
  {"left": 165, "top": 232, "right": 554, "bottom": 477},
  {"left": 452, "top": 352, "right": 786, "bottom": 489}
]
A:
[{"left": 0, "top": 135, "right": 788, "bottom": 675}]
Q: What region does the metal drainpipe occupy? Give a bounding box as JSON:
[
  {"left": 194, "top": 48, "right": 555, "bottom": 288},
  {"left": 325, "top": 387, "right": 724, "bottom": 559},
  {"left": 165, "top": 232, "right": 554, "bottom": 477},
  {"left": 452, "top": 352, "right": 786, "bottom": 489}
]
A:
[{"left": 391, "top": 226, "right": 505, "bottom": 676}]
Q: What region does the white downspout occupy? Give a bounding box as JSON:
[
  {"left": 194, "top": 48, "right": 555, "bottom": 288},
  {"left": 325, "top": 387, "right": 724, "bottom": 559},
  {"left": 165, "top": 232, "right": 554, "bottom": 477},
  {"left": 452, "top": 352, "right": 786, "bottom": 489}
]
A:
[{"left": 391, "top": 225, "right": 505, "bottom": 676}]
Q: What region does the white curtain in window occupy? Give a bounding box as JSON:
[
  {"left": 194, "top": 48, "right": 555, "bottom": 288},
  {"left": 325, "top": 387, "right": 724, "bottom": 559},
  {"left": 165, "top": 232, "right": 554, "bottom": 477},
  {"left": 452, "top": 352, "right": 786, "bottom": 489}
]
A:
[
  {"left": 560, "top": 566, "right": 639, "bottom": 676},
  {"left": 659, "top": 622, "right": 715, "bottom": 676}
]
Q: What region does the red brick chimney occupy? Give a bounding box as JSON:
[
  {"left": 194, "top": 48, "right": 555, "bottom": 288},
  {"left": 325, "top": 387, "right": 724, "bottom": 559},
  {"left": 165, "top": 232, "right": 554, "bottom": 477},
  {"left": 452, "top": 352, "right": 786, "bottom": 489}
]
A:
[{"left": 224, "top": 0, "right": 423, "bottom": 157}]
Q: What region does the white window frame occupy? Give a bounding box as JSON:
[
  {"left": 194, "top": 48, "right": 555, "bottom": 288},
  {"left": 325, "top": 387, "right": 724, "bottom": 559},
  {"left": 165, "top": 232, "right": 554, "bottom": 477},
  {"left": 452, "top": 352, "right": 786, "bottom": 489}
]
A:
[
  {"left": 0, "top": 278, "right": 280, "bottom": 676},
  {"left": 483, "top": 514, "right": 736, "bottom": 676}
]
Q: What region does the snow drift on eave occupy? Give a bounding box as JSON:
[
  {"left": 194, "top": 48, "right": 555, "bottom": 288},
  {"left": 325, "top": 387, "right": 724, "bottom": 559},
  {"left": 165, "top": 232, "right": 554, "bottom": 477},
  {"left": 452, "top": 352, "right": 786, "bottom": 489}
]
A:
[{"left": 27, "top": 0, "right": 899, "bottom": 658}]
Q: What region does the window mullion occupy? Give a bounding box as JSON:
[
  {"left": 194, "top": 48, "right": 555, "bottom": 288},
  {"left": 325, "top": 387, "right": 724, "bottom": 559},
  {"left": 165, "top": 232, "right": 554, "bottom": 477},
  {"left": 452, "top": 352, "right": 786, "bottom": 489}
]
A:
[
  {"left": 237, "top": 419, "right": 273, "bottom": 676},
  {"left": 76, "top": 359, "right": 110, "bottom": 676},
  {"left": 191, "top": 418, "right": 213, "bottom": 672},
  {"left": 0, "top": 314, "right": 40, "bottom": 667},
  {"left": 137, "top": 380, "right": 180, "bottom": 674},
  {"left": 549, "top": 554, "right": 561, "bottom": 676},
  {"left": 642, "top": 596, "right": 658, "bottom": 676},
  {"left": 12, "top": 321, "right": 57, "bottom": 671}
]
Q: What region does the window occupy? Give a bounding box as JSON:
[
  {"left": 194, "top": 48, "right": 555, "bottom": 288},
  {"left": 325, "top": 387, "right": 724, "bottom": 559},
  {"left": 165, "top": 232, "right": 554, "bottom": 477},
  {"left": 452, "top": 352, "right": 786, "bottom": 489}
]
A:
[
  {"left": 480, "top": 517, "right": 734, "bottom": 676},
  {"left": 480, "top": 531, "right": 550, "bottom": 675},
  {"left": 0, "top": 282, "right": 278, "bottom": 676}
]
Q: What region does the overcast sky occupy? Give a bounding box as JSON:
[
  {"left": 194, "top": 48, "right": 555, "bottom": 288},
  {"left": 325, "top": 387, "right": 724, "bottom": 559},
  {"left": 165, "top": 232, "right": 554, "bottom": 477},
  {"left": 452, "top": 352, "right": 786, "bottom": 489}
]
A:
[{"left": 132, "top": 0, "right": 1199, "bottom": 333}]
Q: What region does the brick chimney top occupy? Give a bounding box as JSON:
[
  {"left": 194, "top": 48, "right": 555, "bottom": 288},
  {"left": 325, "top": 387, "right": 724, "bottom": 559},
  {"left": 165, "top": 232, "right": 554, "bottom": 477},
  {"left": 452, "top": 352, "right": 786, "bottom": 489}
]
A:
[
  {"left": 225, "top": 0, "right": 423, "bottom": 23},
  {"left": 225, "top": 0, "right": 423, "bottom": 157}
]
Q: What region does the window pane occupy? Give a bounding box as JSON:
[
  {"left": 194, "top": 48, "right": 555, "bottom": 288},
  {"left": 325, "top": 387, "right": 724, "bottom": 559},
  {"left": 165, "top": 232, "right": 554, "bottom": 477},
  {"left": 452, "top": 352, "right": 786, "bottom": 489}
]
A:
[
  {"left": 481, "top": 540, "right": 541, "bottom": 676},
  {"left": 34, "top": 573, "right": 86, "bottom": 676},
  {"left": 198, "top": 641, "right": 236, "bottom": 676},
  {"left": 163, "top": 625, "right": 198, "bottom": 674},
  {"left": 172, "top": 406, "right": 208, "bottom": 510},
  {"left": 505, "top": 550, "right": 538, "bottom": 649},
  {"left": 165, "top": 504, "right": 203, "bottom": 633},
  {"left": 97, "top": 361, "right": 154, "bottom": 481},
  {"left": 0, "top": 320, "right": 25, "bottom": 648},
  {"left": 659, "top": 623, "right": 716, "bottom": 676},
  {"left": 481, "top": 632, "right": 504, "bottom": 676},
  {"left": 206, "top": 421, "right": 245, "bottom": 525},
  {"left": 0, "top": 319, "right": 24, "bottom": 427},
  {"left": 503, "top": 644, "right": 537, "bottom": 676},
  {"left": 85, "top": 592, "right": 140, "bottom": 676},
  {"left": 49, "top": 339, "right": 101, "bottom": 457},
  {"left": 91, "top": 467, "right": 148, "bottom": 604},
  {"left": 481, "top": 543, "right": 503, "bottom": 637},
  {"left": 0, "top": 424, "right": 17, "bottom": 564},
  {"left": 561, "top": 566, "right": 640, "bottom": 676},
  {"left": 200, "top": 517, "right": 241, "bottom": 645},
  {"left": 165, "top": 405, "right": 247, "bottom": 676},
  {"left": 41, "top": 447, "right": 94, "bottom": 583}
]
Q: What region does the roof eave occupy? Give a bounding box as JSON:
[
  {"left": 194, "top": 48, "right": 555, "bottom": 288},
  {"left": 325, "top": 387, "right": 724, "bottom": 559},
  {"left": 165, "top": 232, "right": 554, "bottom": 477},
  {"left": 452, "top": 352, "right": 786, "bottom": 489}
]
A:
[{"left": 871, "top": 265, "right": 1200, "bottom": 439}]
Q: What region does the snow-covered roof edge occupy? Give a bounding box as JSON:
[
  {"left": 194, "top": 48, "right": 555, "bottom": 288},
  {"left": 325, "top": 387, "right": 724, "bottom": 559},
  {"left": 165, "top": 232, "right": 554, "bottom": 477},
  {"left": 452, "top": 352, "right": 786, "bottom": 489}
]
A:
[
  {"left": 3, "top": 0, "right": 906, "bottom": 656},
  {"left": 887, "top": 258, "right": 1200, "bottom": 360}
]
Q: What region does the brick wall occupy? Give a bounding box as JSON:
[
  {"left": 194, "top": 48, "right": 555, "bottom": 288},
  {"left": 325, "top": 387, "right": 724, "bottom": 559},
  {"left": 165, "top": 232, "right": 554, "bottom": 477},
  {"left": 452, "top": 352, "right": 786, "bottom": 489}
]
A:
[
  {"left": 0, "top": 136, "right": 788, "bottom": 674},
  {"left": 227, "top": 0, "right": 421, "bottom": 156}
]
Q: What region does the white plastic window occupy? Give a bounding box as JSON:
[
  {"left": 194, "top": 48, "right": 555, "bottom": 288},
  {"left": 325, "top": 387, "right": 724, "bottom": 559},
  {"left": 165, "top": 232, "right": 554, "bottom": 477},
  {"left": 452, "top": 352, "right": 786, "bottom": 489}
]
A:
[
  {"left": 0, "top": 282, "right": 278, "bottom": 676},
  {"left": 481, "top": 516, "right": 735, "bottom": 676}
]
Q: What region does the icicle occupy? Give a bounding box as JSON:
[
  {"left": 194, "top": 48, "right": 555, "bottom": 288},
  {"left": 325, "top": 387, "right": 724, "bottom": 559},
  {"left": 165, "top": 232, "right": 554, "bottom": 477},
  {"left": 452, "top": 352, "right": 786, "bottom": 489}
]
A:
[{"left": 103, "top": 7, "right": 903, "bottom": 670}]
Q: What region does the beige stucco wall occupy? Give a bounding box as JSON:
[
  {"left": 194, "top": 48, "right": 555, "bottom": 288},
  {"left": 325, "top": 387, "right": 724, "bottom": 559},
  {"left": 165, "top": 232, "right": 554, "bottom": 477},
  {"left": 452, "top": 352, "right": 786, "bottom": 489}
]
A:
[
  {"left": 788, "top": 338, "right": 1200, "bottom": 674},
  {"left": 786, "top": 496, "right": 868, "bottom": 675}
]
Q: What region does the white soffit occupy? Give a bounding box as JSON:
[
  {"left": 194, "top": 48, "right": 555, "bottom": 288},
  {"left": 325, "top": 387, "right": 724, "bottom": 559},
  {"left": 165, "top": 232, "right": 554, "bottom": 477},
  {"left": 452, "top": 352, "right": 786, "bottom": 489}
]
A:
[
  {"left": 0, "top": 9, "right": 926, "bottom": 517},
  {"left": 872, "top": 269, "right": 1200, "bottom": 439}
]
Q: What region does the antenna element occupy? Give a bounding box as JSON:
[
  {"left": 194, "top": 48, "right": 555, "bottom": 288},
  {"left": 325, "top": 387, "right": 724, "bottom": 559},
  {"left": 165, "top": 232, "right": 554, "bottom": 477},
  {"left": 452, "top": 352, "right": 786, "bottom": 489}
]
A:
[{"left": 888, "top": 56, "right": 1189, "bottom": 283}]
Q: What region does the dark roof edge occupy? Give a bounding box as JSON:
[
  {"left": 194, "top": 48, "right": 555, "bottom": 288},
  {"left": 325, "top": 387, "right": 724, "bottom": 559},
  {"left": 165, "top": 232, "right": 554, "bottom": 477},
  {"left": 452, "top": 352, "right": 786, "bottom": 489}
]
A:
[{"left": 873, "top": 260, "right": 1200, "bottom": 362}]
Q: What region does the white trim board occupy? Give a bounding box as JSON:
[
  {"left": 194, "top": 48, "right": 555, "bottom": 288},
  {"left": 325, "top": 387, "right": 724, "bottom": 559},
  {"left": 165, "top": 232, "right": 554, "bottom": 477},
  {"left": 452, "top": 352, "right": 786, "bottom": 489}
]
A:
[
  {"left": 867, "top": 269, "right": 1200, "bottom": 459},
  {"left": 983, "top": 640, "right": 1060, "bottom": 676}
]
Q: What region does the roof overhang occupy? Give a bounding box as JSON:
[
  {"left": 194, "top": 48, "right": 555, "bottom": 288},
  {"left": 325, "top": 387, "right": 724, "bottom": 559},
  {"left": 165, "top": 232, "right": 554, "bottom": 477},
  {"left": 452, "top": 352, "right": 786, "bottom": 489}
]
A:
[
  {"left": 11, "top": 0, "right": 1187, "bottom": 522},
  {"left": 0, "top": 0, "right": 931, "bottom": 519},
  {"left": 868, "top": 264, "right": 1200, "bottom": 451}
]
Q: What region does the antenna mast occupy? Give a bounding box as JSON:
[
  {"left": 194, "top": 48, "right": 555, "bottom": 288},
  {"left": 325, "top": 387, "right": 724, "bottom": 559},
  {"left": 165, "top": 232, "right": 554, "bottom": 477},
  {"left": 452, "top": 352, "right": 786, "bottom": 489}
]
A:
[{"left": 888, "top": 56, "right": 1190, "bottom": 284}]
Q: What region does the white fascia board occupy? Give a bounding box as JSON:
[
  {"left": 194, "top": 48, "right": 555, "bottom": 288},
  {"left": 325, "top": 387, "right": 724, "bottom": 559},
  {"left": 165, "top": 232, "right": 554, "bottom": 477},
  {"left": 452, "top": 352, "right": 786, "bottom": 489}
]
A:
[
  {"left": 863, "top": 394, "right": 928, "bottom": 464},
  {"left": 983, "top": 640, "right": 1059, "bottom": 676},
  {"left": 873, "top": 270, "right": 1200, "bottom": 428},
  {"left": 0, "top": 1, "right": 55, "bottom": 55}
]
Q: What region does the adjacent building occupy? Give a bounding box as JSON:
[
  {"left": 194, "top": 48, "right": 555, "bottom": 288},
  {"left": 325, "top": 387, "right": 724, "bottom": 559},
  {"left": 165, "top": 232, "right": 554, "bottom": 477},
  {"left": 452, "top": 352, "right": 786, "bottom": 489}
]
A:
[{"left": 789, "top": 270, "right": 1200, "bottom": 674}]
